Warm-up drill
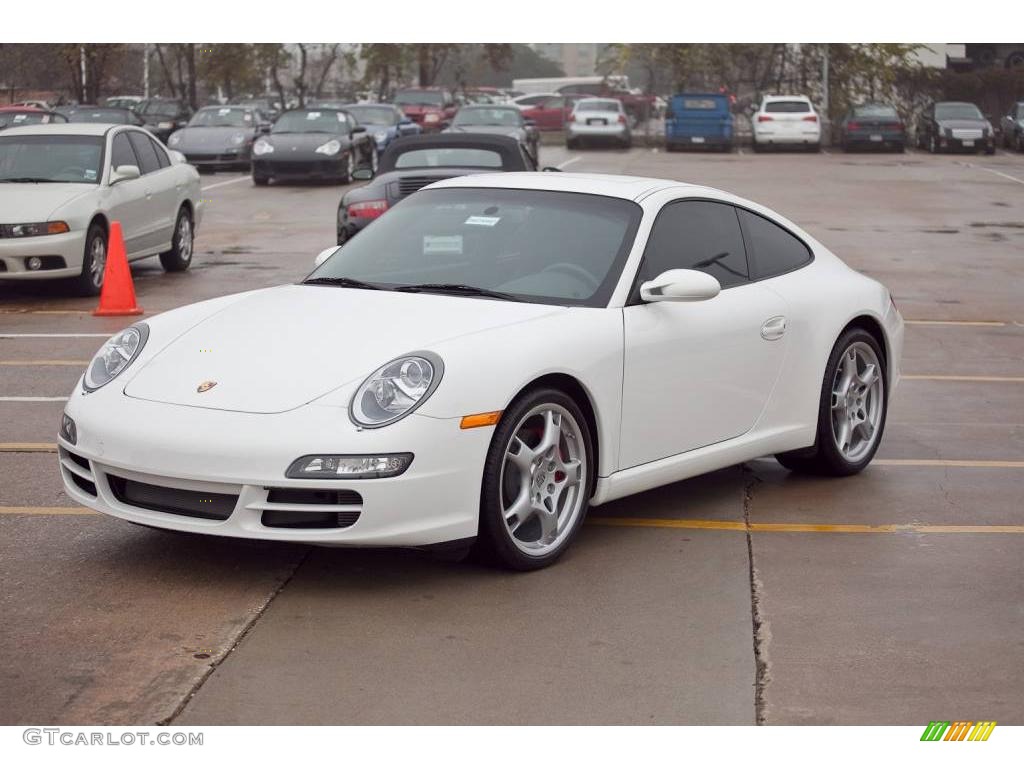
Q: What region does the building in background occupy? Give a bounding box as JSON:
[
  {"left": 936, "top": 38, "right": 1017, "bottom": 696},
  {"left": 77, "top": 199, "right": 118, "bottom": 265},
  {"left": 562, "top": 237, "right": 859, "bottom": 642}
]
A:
[{"left": 531, "top": 44, "right": 601, "bottom": 77}]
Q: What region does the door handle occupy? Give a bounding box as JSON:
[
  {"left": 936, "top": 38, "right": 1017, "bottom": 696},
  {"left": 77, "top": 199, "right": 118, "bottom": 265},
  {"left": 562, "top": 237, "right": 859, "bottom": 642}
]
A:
[{"left": 761, "top": 315, "right": 787, "bottom": 341}]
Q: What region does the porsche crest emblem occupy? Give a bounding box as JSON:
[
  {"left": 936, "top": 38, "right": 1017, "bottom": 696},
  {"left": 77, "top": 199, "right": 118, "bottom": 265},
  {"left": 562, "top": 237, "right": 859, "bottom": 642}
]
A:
[{"left": 197, "top": 381, "right": 217, "bottom": 393}]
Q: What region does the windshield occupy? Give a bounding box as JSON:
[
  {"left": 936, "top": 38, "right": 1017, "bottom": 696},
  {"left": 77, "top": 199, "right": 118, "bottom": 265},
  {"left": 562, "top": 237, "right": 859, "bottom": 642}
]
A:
[
  {"left": 307, "top": 188, "right": 642, "bottom": 307},
  {"left": 63, "top": 108, "right": 131, "bottom": 124},
  {"left": 853, "top": 104, "right": 898, "bottom": 119},
  {"left": 0, "top": 134, "right": 104, "bottom": 183},
  {"left": 272, "top": 110, "right": 350, "bottom": 134},
  {"left": 578, "top": 100, "right": 620, "bottom": 113},
  {"left": 452, "top": 108, "right": 522, "bottom": 127},
  {"left": 140, "top": 102, "right": 181, "bottom": 117},
  {"left": 345, "top": 106, "right": 397, "bottom": 125},
  {"left": 765, "top": 101, "right": 811, "bottom": 113},
  {"left": 935, "top": 103, "right": 984, "bottom": 121},
  {"left": 395, "top": 90, "right": 444, "bottom": 107},
  {"left": 189, "top": 107, "right": 253, "bottom": 128}
]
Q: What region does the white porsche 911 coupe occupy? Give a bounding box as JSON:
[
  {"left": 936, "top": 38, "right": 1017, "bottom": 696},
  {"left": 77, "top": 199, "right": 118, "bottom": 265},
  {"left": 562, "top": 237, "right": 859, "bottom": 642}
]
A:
[{"left": 58, "top": 172, "right": 903, "bottom": 570}]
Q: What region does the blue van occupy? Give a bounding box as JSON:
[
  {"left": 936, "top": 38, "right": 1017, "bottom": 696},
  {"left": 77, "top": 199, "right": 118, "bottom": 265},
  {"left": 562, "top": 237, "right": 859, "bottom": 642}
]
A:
[{"left": 665, "top": 93, "right": 733, "bottom": 151}]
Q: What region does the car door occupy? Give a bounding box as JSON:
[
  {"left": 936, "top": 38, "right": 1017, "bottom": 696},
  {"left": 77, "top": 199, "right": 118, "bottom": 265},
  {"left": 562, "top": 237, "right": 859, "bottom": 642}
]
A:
[
  {"left": 103, "top": 130, "right": 150, "bottom": 256},
  {"left": 619, "top": 198, "right": 789, "bottom": 469},
  {"left": 127, "top": 131, "right": 178, "bottom": 251},
  {"left": 536, "top": 96, "right": 566, "bottom": 130}
]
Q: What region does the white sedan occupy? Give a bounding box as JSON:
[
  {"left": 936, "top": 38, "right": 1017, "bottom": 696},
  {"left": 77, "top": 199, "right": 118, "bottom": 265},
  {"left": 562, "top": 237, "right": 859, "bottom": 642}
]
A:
[
  {"left": 0, "top": 123, "right": 202, "bottom": 295},
  {"left": 58, "top": 173, "right": 903, "bottom": 570}
]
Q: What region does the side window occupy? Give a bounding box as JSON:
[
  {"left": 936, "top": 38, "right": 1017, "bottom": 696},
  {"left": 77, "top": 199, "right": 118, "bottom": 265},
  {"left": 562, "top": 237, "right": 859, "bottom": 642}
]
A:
[
  {"left": 543, "top": 97, "right": 564, "bottom": 110},
  {"left": 638, "top": 200, "right": 749, "bottom": 289},
  {"left": 738, "top": 209, "right": 812, "bottom": 279},
  {"left": 110, "top": 132, "right": 138, "bottom": 170},
  {"left": 127, "top": 132, "right": 160, "bottom": 174},
  {"left": 150, "top": 137, "right": 170, "bottom": 168}
]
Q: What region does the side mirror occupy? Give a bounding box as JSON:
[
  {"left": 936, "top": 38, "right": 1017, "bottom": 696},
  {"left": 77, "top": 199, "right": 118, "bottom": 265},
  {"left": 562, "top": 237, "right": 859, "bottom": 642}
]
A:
[
  {"left": 109, "top": 164, "right": 141, "bottom": 184},
  {"left": 351, "top": 168, "right": 374, "bottom": 181},
  {"left": 167, "top": 149, "right": 186, "bottom": 164},
  {"left": 399, "top": 117, "right": 413, "bottom": 125},
  {"left": 640, "top": 269, "right": 721, "bottom": 303},
  {"left": 314, "top": 246, "right": 339, "bottom": 267},
  {"left": 258, "top": 123, "right": 271, "bottom": 134},
  {"left": 351, "top": 125, "right": 366, "bottom": 134},
  {"left": 524, "top": 118, "right": 537, "bottom": 127}
]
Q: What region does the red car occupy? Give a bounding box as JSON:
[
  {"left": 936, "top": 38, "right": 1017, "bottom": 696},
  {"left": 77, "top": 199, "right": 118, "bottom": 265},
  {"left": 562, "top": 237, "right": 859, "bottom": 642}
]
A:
[
  {"left": 519, "top": 93, "right": 586, "bottom": 131},
  {"left": 393, "top": 88, "right": 457, "bottom": 132},
  {"left": 556, "top": 83, "right": 656, "bottom": 122},
  {"left": 0, "top": 105, "right": 68, "bottom": 131}
]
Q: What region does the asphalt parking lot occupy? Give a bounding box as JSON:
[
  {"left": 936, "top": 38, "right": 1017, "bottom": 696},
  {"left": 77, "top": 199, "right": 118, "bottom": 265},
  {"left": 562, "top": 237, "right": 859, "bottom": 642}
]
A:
[{"left": 1, "top": 144, "right": 1022, "bottom": 726}]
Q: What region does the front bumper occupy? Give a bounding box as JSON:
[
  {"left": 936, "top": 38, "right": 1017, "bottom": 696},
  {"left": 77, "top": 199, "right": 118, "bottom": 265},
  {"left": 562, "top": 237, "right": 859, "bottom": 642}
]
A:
[
  {"left": 58, "top": 389, "right": 491, "bottom": 546},
  {"left": 252, "top": 153, "right": 349, "bottom": 180},
  {"left": 0, "top": 229, "right": 87, "bottom": 280},
  {"left": 183, "top": 148, "right": 251, "bottom": 169},
  {"left": 937, "top": 134, "right": 995, "bottom": 152}
]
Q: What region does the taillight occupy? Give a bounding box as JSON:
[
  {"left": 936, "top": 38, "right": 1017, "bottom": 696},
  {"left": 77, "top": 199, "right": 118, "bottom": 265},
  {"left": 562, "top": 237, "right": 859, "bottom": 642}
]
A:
[
  {"left": 802, "top": 114, "right": 818, "bottom": 122},
  {"left": 617, "top": 114, "right": 627, "bottom": 124},
  {"left": 894, "top": 122, "right": 904, "bottom": 131},
  {"left": 757, "top": 115, "right": 773, "bottom": 122},
  {"left": 347, "top": 200, "right": 388, "bottom": 219},
  {"left": 847, "top": 121, "right": 860, "bottom": 130}
]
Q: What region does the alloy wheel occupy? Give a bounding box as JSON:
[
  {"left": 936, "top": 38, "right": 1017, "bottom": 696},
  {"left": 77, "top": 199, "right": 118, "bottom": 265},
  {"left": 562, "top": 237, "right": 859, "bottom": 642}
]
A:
[
  {"left": 499, "top": 404, "right": 587, "bottom": 556},
  {"left": 90, "top": 236, "right": 107, "bottom": 288},
  {"left": 830, "top": 341, "right": 884, "bottom": 463},
  {"left": 178, "top": 215, "right": 193, "bottom": 263}
]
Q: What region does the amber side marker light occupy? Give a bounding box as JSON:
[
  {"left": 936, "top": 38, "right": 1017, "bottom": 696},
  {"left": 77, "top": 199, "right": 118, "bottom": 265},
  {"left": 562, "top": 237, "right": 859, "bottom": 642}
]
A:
[{"left": 460, "top": 411, "right": 502, "bottom": 429}]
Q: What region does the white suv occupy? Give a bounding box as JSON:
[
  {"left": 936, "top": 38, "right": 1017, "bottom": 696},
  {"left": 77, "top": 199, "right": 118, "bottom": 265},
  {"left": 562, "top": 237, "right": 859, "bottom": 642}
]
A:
[{"left": 752, "top": 95, "right": 821, "bottom": 152}]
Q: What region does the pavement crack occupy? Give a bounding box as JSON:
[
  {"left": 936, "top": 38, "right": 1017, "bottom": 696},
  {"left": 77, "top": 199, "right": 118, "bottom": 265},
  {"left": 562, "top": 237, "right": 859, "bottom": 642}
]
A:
[
  {"left": 157, "top": 546, "right": 312, "bottom": 726},
  {"left": 741, "top": 465, "right": 769, "bottom": 725}
]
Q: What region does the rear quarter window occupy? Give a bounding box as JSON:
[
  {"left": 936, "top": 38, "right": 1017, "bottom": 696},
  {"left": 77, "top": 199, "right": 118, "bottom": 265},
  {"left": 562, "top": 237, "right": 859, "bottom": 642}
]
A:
[{"left": 738, "top": 209, "right": 813, "bottom": 279}]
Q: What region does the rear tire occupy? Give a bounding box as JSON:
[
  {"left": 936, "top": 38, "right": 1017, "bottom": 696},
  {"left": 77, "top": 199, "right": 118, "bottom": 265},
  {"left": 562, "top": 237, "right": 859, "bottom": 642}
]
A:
[
  {"left": 159, "top": 207, "right": 193, "bottom": 272},
  {"left": 71, "top": 222, "right": 107, "bottom": 297},
  {"left": 253, "top": 175, "right": 269, "bottom": 186},
  {"left": 775, "top": 328, "right": 888, "bottom": 476},
  {"left": 474, "top": 387, "right": 594, "bottom": 571}
]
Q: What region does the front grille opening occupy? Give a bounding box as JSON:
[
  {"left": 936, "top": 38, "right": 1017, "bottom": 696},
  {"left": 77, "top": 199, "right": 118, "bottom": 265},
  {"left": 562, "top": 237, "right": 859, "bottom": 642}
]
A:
[
  {"left": 261, "top": 509, "right": 361, "bottom": 529},
  {"left": 107, "top": 475, "right": 236, "bottom": 521},
  {"left": 70, "top": 473, "right": 97, "bottom": 497},
  {"left": 266, "top": 488, "right": 363, "bottom": 506},
  {"left": 65, "top": 451, "right": 90, "bottom": 471}
]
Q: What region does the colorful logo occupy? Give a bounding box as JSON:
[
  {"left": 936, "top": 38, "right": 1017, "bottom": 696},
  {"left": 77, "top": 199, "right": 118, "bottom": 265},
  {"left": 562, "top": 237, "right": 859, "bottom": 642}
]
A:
[{"left": 920, "top": 721, "right": 996, "bottom": 741}]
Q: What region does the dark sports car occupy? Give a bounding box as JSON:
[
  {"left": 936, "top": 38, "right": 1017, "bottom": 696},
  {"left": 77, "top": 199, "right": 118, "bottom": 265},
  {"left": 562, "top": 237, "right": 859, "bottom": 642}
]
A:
[
  {"left": 167, "top": 105, "right": 271, "bottom": 171},
  {"left": 341, "top": 103, "right": 421, "bottom": 153},
  {"left": 56, "top": 105, "right": 144, "bottom": 126},
  {"left": 251, "top": 107, "right": 377, "bottom": 186},
  {"left": 838, "top": 103, "right": 906, "bottom": 152},
  {"left": 917, "top": 101, "right": 995, "bottom": 155},
  {"left": 444, "top": 105, "right": 539, "bottom": 161},
  {"left": 336, "top": 133, "right": 539, "bottom": 244}
]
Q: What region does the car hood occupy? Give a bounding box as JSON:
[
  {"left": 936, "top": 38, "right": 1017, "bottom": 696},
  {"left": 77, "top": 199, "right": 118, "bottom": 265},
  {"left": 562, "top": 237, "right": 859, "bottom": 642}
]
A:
[
  {"left": 446, "top": 125, "right": 523, "bottom": 138},
  {"left": 173, "top": 126, "right": 250, "bottom": 149},
  {"left": 124, "top": 284, "right": 561, "bottom": 414},
  {"left": 264, "top": 132, "right": 342, "bottom": 151},
  {"left": 0, "top": 183, "right": 94, "bottom": 221}
]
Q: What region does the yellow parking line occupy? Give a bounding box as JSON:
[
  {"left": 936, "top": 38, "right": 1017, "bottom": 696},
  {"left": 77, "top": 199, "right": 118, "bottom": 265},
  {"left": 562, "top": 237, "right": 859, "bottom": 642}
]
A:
[
  {"left": 904, "top": 320, "right": 1006, "bottom": 327},
  {"left": 0, "top": 360, "right": 88, "bottom": 366},
  {"left": 589, "top": 517, "right": 1024, "bottom": 534},
  {"left": 873, "top": 459, "right": 1024, "bottom": 468},
  {"left": 0, "top": 506, "right": 98, "bottom": 516},
  {"left": 0, "top": 443, "right": 57, "bottom": 452},
  {"left": 902, "top": 374, "right": 1024, "bottom": 383}
]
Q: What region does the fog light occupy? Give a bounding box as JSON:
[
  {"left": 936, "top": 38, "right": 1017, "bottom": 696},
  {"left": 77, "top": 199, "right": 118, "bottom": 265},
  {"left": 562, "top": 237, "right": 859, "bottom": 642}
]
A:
[
  {"left": 59, "top": 412, "right": 77, "bottom": 445},
  {"left": 286, "top": 453, "right": 413, "bottom": 479},
  {"left": 27, "top": 256, "right": 42, "bottom": 271}
]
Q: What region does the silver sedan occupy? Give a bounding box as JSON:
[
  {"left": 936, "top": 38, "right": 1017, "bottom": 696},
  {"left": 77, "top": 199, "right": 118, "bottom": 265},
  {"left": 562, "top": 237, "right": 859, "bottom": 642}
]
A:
[{"left": 566, "top": 98, "right": 631, "bottom": 149}]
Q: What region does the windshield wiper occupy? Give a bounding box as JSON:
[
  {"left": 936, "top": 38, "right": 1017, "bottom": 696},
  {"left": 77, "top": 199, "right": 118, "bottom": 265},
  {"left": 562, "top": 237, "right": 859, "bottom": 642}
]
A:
[
  {"left": 302, "top": 276, "right": 387, "bottom": 291},
  {"left": 0, "top": 177, "right": 61, "bottom": 183},
  {"left": 394, "top": 283, "right": 516, "bottom": 301}
]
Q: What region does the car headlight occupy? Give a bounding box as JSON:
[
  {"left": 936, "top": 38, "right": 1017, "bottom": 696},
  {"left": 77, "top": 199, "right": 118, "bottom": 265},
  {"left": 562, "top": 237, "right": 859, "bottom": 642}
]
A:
[
  {"left": 350, "top": 352, "right": 443, "bottom": 428},
  {"left": 229, "top": 132, "right": 246, "bottom": 146},
  {"left": 315, "top": 139, "right": 342, "bottom": 156},
  {"left": 157, "top": 121, "right": 174, "bottom": 130},
  {"left": 373, "top": 130, "right": 388, "bottom": 142},
  {"left": 0, "top": 221, "right": 69, "bottom": 237},
  {"left": 83, "top": 323, "right": 149, "bottom": 392},
  {"left": 253, "top": 138, "right": 274, "bottom": 155},
  {"left": 167, "top": 133, "right": 181, "bottom": 146}
]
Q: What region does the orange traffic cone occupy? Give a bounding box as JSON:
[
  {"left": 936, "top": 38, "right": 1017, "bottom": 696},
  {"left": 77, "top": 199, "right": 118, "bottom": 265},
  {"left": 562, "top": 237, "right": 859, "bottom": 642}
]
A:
[{"left": 93, "top": 221, "right": 143, "bottom": 317}]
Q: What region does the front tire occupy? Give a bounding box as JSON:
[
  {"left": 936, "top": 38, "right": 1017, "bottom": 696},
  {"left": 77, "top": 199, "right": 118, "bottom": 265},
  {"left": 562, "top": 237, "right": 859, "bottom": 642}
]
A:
[
  {"left": 775, "top": 328, "right": 887, "bottom": 476},
  {"left": 476, "top": 388, "right": 594, "bottom": 570},
  {"left": 71, "top": 222, "right": 107, "bottom": 297},
  {"left": 159, "top": 207, "right": 193, "bottom": 272}
]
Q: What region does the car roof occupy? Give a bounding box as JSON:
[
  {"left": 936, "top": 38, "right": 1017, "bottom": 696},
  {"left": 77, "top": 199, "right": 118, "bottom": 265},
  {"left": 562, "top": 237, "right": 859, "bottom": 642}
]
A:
[
  {"left": 763, "top": 94, "right": 812, "bottom": 102},
  {"left": 0, "top": 122, "right": 117, "bottom": 136},
  {"left": 0, "top": 105, "right": 49, "bottom": 113},
  {"left": 428, "top": 172, "right": 695, "bottom": 201},
  {"left": 378, "top": 133, "right": 529, "bottom": 172}
]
